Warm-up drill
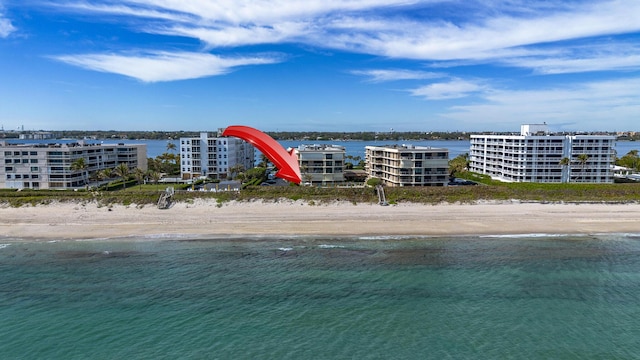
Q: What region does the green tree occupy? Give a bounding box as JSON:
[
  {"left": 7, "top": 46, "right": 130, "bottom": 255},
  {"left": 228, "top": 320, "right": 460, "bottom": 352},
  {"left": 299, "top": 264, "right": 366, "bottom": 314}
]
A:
[
  {"left": 366, "top": 177, "right": 382, "bottom": 187},
  {"left": 352, "top": 156, "right": 364, "bottom": 169},
  {"left": 448, "top": 153, "right": 469, "bottom": 178},
  {"left": 97, "top": 168, "right": 112, "bottom": 189},
  {"left": 133, "top": 168, "right": 146, "bottom": 190},
  {"left": 576, "top": 154, "right": 589, "bottom": 182},
  {"left": 166, "top": 141, "right": 177, "bottom": 153},
  {"left": 149, "top": 171, "right": 162, "bottom": 189},
  {"left": 616, "top": 150, "right": 640, "bottom": 171},
  {"left": 559, "top": 157, "right": 571, "bottom": 183},
  {"left": 70, "top": 158, "right": 88, "bottom": 188},
  {"left": 257, "top": 154, "right": 270, "bottom": 168},
  {"left": 101, "top": 168, "right": 113, "bottom": 180},
  {"left": 88, "top": 171, "right": 100, "bottom": 189},
  {"left": 244, "top": 167, "right": 267, "bottom": 184},
  {"left": 114, "top": 163, "right": 130, "bottom": 189},
  {"left": 229, "top": 164, "right": 245, "bottom": 179}
]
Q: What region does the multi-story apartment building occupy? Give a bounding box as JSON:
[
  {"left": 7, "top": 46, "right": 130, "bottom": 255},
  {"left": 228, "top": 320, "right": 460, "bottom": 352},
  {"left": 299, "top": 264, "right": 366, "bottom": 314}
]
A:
[
  {"left": 295, "top": 144, "right": 345, "bottom": 185},
  {"left": 365, "top": 145, "right": 449, "bottom": 186},
  {"left": 469, "top": 124, "right": 615, "bottom": 183},
  {"left": 0, "top": 140, "right": 147, "bottom": 189},
  {"left": 179, "top": 132, "right": 255, "bottom": 180}
]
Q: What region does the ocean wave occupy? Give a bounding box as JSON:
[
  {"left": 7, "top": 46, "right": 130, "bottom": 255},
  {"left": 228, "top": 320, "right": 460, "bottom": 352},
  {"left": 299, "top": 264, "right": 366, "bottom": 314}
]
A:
[
  {"left": 480, "top": 233, "right": 640, "bottom": 240},
  {"left": 0, "top": 243, "right": 10, "bottom": 250},
  {"left": 357, "top": 235, "right": 426, "bottom": 241},
  {"left": 479, "top": 233, "right": 575, "bottom": 239},
  {"left": 318, "top": 244, "right": 345, "bottom": 249}
]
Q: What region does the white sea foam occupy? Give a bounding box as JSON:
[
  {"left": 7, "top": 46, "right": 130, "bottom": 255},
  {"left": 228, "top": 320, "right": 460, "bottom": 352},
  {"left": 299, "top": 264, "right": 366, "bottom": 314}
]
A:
[
  {"left": 0, "top": 243, "right": 10, "bottom": 249},
  {"left": 480, "top": 233, "right": 640, "bottom": 239},
  {"left": 479, "top": 233, "right": 576, "bottom": 239},
  {"left": 318, "top": 244, "right": 345, "bottom": 249},
  {"left": 478, "top": 233, "right": 580, "bottom": 239},
  {"left": 278, "top": 247, "right": 294, "bottom": 252},
  {"left": 358, "top": 235, "right": 419, "bottom": 241}
]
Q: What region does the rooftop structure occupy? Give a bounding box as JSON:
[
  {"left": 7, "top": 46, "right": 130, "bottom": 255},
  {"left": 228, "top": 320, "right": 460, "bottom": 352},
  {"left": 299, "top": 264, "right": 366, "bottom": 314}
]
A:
[
  {"left": 365, "top": 144, "right": 449, "bottom": 187},
  {"left": 0, "top": 140, "right": 147, "bottom": 189}
]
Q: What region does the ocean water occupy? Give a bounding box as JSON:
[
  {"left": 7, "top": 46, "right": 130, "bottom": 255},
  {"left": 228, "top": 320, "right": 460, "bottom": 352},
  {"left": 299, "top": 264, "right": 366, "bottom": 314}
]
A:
[{"left": 2, "top": 235, "right": 640, "bottom": 359}]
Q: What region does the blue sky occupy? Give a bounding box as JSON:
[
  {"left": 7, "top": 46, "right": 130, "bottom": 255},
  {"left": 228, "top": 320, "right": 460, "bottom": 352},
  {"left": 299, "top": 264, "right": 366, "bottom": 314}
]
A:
[{"left": 1, "top": 1, "right": 639, "bottom": 132}]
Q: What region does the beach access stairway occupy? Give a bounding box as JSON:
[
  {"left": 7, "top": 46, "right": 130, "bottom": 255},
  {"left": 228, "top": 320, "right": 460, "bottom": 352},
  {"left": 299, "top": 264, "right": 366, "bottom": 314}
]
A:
[
  {"left": 376, "top": 185, "right": 389, "bottom": 206},
  {"left": 157, "top": 187, "right": 174, "bottom": 209}
]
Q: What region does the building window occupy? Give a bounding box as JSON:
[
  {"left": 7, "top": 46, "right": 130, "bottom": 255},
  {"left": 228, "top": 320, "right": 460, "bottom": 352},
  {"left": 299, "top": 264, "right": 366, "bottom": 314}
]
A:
[
  {"left": 5, "top": 166, "right": 13, "bottom": 171},
  {"left": 30, "top": 159, "right": 38, "bottom": 163},
  {"left": 30, "top": 151, "right": 37, "bottom": 155},
  {"left": 31, "top": 167, "right": 39, "bottom": 172},
  {"left": 4, "top": 159, "right": 11, "bottom": 164}
]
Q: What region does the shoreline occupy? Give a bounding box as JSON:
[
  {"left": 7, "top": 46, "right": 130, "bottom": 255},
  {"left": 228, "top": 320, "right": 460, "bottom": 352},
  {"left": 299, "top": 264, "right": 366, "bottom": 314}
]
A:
[{"left": 1, "top": 200, "right": 640, "bottom": 241}]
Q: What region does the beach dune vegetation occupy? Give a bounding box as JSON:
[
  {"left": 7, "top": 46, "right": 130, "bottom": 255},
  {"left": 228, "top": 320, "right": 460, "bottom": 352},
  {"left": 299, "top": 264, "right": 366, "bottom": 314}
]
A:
[{"left": 1, "top": 176, "right": 640, "bottom": 207}]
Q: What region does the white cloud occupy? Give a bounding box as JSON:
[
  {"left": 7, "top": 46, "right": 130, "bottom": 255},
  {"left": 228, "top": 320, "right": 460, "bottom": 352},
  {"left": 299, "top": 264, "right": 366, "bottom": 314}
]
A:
[
  {"left": 441, "top": 77, "right": 640, "bottom": 129},
  {"left": 58, "top": 1, "right": 640, "bottom": 61},
  {"left": 151, "top": 21, "right": 310, "bottom": 48},
  {"left": 351, "top": 69, "right": 443, "bottom": 82},
  {"left": 323, "top": 1, "right": 640, "bottom": 61},
  {"left": 36, "top": 0, "right": 640, "bottom": 79},
  {"left": 53, "top": 51, "right": 282, "bottom": 82},
  {"left": 62, "top": 0, "right": 420, "bottom": 24},
  {"left": 0, "top": 12, "right": 16, "bottom": 38},
  {"left": 502, "top": 43, "right": 640, "bottom": 74},
  {"left": 410, "top": 79, "right": 485, "bottom": 100}
]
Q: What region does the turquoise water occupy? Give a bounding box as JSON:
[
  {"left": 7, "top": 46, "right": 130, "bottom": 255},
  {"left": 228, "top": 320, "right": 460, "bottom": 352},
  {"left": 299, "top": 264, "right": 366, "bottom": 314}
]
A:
[{"left": 2, "top": 235, "right": 640, "bottom": 359}]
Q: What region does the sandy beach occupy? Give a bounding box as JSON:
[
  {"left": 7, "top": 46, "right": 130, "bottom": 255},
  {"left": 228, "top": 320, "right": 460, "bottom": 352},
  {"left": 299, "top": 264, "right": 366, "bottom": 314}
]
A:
[{"left": 1, "top": 200, "right": 639, "bottom": 240}]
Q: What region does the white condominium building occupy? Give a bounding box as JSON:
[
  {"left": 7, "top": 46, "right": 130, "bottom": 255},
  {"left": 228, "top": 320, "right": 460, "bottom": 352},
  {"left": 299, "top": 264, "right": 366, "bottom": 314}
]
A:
[
  {"left": 295, "top": 144, "right": 345, "bottom": 185},
  {"left": 179, "top": 132, "right": 255, "bottom": 180},
  {"left": 469, "top": 124, "right": 615, "bottom": 183},
  {"left": 0, "top": 140, "right": 147, "bottom": 189},
  {"left": 365, "top": 145, "right": 449, "bottom": 186}
]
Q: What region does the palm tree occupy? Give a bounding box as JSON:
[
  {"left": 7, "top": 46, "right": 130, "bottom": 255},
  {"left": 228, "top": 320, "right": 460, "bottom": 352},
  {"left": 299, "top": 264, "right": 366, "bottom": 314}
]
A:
[
  {"left": 229, "top": 164, "right": 245, "bottom": 179},
  {"left": 114, "top": 163, "right": 130, "bottom": 189},
  {"left": 149, "top": 171, "right": 162, "bottom": 190},
  {"left": 576, "top": 154, "right": 589, "bottom": 183},
  {"left": 101, "top": 168, "right": 113, "bottom": 181},
  {"left": 258, "top": 154, "right": 270, "bottom": 168},
  {"left": 133, "top": 168, "right": 146, "bottom": 190},
  {"left": 88, "top": 171, "right": 100, "bottom": 189},
  {"left": 559, "top": 157, "right": 571, "bottom": 183},
  {"left": 166, "top": 141, "right": 177, "bottom": 153},
  {"left": 70, "top": 158, "right": 88, "bottom": 188}
]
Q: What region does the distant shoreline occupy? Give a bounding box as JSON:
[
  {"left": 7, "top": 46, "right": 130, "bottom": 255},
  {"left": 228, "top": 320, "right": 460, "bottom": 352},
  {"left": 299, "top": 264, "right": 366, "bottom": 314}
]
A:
[{"left": 2, "top": 200, "right": 639, "bottom": 241}]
